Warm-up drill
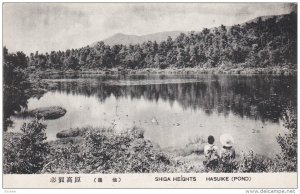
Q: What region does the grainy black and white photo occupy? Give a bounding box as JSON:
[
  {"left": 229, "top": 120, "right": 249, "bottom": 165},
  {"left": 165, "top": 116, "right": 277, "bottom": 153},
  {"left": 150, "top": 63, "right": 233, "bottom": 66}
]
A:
[{"left": 2, "top": 2, "right": 297, "bottom": 186}]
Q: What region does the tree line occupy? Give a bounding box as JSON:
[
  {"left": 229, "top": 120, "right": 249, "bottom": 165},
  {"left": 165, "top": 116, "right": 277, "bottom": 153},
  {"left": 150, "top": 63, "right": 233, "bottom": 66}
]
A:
[
  {"left": 5, "top": 12, "right": 298, "bottom": 73},
  {"left": 23, "top": 12, "right": 297, "bottom": 71}
]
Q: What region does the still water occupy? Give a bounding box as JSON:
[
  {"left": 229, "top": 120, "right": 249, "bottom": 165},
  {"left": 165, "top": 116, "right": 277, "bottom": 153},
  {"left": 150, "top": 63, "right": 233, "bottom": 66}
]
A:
[{"left": 9, "top": 74, "right": 297, "bottom": 157}]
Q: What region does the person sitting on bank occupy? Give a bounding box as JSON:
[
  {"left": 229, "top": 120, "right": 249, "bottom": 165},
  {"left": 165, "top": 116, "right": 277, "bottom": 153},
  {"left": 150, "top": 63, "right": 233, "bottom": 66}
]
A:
[
  {"left": 203, "top": 135, "right": 219, "bottom": 169},
  {"left": 219, "top": 134, "right": 236, "bottom": 172}
]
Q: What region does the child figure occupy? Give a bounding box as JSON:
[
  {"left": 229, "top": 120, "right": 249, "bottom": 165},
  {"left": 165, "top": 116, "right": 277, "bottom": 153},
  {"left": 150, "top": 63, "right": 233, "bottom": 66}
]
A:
[
  {"left": 219, "top": 133, "right": 237, "bottom": 172},
  {"left": 203, "top": 135, "right": 219, "bottom": 170}
]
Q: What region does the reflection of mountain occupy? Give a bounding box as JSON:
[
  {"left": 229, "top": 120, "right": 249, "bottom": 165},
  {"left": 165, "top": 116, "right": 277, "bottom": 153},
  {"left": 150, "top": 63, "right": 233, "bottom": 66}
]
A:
[{"left": 46, "top": 75, "right": 297, "bottom": 123}]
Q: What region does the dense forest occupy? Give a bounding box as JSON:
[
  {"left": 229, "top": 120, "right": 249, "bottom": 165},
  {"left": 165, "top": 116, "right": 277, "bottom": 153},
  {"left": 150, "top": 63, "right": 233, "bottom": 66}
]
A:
[{"left": 7, "top": 12, "right": 297, "bottom": 72}]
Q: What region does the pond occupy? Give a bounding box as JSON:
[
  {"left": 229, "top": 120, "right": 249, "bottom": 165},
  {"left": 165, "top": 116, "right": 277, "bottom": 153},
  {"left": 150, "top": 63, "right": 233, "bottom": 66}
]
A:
[{"left": 9, "top": 74, "right": 297, "bottom": 157}]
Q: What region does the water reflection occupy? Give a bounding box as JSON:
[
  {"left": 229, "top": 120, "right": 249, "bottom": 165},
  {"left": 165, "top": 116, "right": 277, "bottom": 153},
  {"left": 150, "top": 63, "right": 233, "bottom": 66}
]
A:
[
  {"left": 10, "top": 74, "right": 296, "bottom": 157},
  {"left": 46, "top": 74, "right": 296, "bottom": 123}
]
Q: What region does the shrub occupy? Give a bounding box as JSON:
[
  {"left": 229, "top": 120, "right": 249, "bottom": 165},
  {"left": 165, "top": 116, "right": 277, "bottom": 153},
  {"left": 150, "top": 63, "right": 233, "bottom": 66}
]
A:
[
  {"left": 275, "top": 106, "right": 297, "bottom": 172},
  {"left": 238, "top": 150, "right": 269, "bottom": 172},
  {"left": 46, "top": 137, "right": 84, "bottom": 173},
  {"left": 3, "top": 132, "right": 22, "bottom": 173},
  {"left": 45, "top": 127, "right": 173, "bottom": 173},
  {"left": 3, "top": 119, "right": 50, "bottom": 174},
  {"left": 83, "top": 127, "right": 171, "bottom": 173}
]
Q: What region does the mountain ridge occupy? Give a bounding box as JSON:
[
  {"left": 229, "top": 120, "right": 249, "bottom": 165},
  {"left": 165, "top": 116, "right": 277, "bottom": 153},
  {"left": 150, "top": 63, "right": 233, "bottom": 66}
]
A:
[
  {"left": 92, "top": 31, "right": 185, "bottom": 46},
  {"left": 90, "top": 12, "right": 294, "bottom": 47}
]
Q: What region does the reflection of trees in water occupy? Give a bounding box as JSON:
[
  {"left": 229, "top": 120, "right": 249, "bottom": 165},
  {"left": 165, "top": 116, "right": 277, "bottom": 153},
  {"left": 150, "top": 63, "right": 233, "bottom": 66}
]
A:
[{"left": 47, "top": 75, "right": 297, "bottom": 123}]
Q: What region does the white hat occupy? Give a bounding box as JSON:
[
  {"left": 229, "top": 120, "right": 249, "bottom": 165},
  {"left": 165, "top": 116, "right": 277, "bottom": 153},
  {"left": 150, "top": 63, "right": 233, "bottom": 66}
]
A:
[{"left": 220, "top": 134, "right": 234, "bottom": 147}]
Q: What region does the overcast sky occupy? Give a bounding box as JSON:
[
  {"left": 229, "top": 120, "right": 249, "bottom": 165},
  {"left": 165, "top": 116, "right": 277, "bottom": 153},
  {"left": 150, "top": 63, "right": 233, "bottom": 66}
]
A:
[{"left": 3, "top": 3, "right": 296, "bottom": 54}]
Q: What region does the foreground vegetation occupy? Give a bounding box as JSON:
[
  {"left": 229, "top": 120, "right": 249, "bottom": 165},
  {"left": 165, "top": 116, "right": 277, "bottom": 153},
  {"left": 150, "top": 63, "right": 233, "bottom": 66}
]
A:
[{"left": 3, "top": 106, "right": 297, "bottom": 174}]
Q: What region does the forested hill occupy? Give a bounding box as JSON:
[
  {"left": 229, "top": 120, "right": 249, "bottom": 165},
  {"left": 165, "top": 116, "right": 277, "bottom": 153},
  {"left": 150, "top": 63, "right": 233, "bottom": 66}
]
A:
[{"left": 6, "top": 12, "right": 297, "bottom": 71}]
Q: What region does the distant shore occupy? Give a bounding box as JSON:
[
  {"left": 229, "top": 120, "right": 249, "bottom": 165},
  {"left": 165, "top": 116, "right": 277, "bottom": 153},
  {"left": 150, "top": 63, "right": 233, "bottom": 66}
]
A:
[{"left": 36, "top": 66, "right": 297, "bottom": 77}]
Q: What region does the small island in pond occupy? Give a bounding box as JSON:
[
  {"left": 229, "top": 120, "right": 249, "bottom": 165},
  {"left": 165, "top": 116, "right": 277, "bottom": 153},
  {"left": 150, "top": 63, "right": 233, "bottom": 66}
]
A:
[{"left": 17, "top": 106, "right": 67, "bottom": 120}]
